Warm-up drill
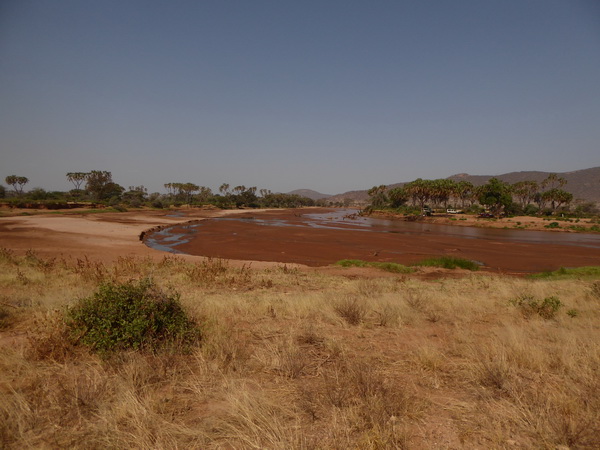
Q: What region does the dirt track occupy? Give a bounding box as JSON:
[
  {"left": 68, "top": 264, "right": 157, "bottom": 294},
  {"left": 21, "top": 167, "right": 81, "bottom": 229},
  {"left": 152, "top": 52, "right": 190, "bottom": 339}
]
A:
[{"left": 1, "top": 208, "right": 599, "bottom": 274}]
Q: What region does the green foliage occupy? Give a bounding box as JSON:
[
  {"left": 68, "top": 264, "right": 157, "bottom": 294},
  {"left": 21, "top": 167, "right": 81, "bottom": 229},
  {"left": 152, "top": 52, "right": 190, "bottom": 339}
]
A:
[
  {"left": 368, "top": 185, "right": 388, "bottom": 208},
  {"left": 528, "top": 266, "right": 600, "bottom": 280},
  {"left": 509, "top": 295, "right": 562, "bottom": 319},
  {"left": 335, "top": 259, "right": 414, "bottom": 273},
  {"left": 86, "top": 170, "right": 124, "bottom": 201},
  {"left": 544, "top": 222, "right": 560, "bottom": 228},
  {"left": 412, "top": 256, "right": 480, "bottom": 271},
  {"left": 65, "top": 278, "right": 200, "bottom": 354},
  {"left": 567, "top": 309, "right": 578, "bottom": 318},
  {"left": 477, "top": 178, "right": 513, "bottom": 216}
]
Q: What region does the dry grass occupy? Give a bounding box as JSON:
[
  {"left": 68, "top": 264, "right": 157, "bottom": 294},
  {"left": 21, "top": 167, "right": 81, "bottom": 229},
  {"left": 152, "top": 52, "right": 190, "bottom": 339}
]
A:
[{"left": 1, "top": 250, "right": 599, "bottom": 448}]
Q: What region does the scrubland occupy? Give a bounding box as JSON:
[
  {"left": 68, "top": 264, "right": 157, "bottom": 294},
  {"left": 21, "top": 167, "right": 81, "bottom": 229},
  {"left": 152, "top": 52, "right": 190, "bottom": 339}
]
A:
[{"left": 1, "top": 249, "right": 599, "bottom": 449}]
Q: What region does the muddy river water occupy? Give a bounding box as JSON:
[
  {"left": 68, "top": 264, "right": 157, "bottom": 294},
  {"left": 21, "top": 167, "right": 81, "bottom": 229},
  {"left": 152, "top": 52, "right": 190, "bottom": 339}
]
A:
[{"left": 144, "top": 209, "right": 600, "bottom": 273}]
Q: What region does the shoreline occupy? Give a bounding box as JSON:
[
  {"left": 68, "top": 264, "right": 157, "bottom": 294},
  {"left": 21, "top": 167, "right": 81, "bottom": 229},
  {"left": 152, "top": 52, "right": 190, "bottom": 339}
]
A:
[{"left": 366, "top": 209, "right": 600, "bottom": 234}]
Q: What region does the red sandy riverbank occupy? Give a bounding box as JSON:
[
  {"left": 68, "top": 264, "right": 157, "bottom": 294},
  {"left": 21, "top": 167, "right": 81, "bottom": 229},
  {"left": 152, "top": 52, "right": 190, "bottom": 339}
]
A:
[
  {"left": 1, "top": 208, "right": 598, "bottom": 274},
  {"left": 152, "top": 209, "right": 600, "bottom": 274}
]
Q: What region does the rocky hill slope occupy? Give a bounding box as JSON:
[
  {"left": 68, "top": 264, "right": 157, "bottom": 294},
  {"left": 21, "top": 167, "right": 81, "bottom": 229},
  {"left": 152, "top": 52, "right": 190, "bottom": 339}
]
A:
[{"left": 325, "top": 167, "right": 600, "bottom": 206}]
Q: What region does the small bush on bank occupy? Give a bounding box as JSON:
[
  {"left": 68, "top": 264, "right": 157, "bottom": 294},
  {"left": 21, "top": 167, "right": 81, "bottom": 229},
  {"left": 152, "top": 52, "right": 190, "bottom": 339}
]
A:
[
  {"left": 412, "top": 256, "right": 480, "bottom": 271},
  {"left": 509, "top": 294, "right": 563, "bottom": 319},
  {"left": 65, "top": 278, "right": 200, "bottom": 354}
]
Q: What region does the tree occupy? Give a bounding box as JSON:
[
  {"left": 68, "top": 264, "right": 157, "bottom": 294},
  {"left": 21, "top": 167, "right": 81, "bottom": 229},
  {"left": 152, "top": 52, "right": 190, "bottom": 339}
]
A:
[
  {"left": 122, "top": 186, "right": 148, "bottom": 206},
  {"left": 0, "top": 185, "right": 5, "bottom": 198},
  {"left": 403, "top": 179, "right": 432, "bottom": 210},
  {"left": 86, "top": 171, "right": 123, "bottom": 201},
  {"left": 543, "top": 188, "right": 573, "bottom": 213},
  {"left": 477, "top": 178, "right": 513, "bottom": 216},
  {"left": 387, "top": 187, "right": 408, "bottom": 208},
  {"left": 430, "top": 179, "right": 455, "bottom": 208},
  {"left": 66, "top": 172, "right": 89, "bottom": 190},
  {"left": 367, "top": 185, "right": 388, "bottom": 208},
  {"left": 180, "top": 183, "right": 199, "bottom": 204},
  {"left": 219, "top": 183, "right": 230, "bottom": 195},
  {"left": 511, "top": 180, "right": 538, "bottom": 210},
  {"left": 196, "top": 186, "right": 213, "bottom": 203},
  {"left": 541, "top": 173, "right": 566, "bottom": 191},
  {"left": 5, "top": 175, "right": 29, "bottom": 195},
  {"left": 455, "top": 181, "right": 475, "bottom": 208}
]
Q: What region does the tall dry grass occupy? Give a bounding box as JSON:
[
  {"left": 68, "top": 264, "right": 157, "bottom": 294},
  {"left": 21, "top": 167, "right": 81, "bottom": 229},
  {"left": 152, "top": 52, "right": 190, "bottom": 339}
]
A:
[{"left": 0, "top": 249, "right": 599, "bottom": 448}]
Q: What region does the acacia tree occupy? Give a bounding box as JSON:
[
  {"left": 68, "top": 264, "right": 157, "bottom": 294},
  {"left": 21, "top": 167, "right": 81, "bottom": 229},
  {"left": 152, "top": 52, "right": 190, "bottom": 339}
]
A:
[
  {"left": 5, "top": 175, "right": 29, "bottom": 196},
  {"left": 219, "top": 183, "right": 230, "bottom": 196},
  {"left": 543, "top": 188, "right": 573, "bottom": 213},
  {"left": 66, "top": 172, "right": 89, "bottom": 190}
]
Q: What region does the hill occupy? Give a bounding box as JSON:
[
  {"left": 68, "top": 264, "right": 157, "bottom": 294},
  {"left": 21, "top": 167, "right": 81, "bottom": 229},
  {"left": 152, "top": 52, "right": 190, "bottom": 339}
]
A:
[
  {"left": 287, "top": 189, "right": 332, "bottom": 200},
  {"left": 326, "top": 167, "right": 600, "bottom": 206}
]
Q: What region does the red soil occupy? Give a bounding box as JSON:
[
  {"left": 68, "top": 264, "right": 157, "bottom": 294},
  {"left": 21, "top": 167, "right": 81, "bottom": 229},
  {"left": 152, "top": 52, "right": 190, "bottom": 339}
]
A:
[
  {"left": 168, "top": 209, "right": 600, "bottom": 274},
  {"left": 1, "top": 208, "right": 598, "bottom": 274}
]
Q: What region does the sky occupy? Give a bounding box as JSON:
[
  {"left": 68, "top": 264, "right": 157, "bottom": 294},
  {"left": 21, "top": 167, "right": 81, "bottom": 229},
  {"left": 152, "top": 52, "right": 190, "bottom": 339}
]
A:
[{"left": 1, "top": 0, "right": 599, "bottom": 195}]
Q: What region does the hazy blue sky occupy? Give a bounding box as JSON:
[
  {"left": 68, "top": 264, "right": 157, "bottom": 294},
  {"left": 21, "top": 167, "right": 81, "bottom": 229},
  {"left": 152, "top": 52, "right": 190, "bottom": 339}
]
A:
[{"left": 1, "top": 1, "right": 599, "bottom": 195}]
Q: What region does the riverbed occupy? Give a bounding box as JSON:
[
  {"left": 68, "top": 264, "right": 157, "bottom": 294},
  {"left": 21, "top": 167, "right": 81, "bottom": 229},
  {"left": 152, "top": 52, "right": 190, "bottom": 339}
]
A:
[{"left": 144, "top": 208, "right": 600, "bottom": 273}]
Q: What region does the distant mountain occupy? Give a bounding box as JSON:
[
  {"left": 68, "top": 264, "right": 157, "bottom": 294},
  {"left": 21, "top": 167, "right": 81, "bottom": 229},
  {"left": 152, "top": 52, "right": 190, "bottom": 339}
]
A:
[
  {"left": 326, "top": 167, "right": 600, "bottom": 206},
  {"left": 447, "top": 167, "right": 600, "bottom": 204},
  {"left": 287, "top": 189, "right": 332, "bottom": 200},
  {"left": 326, "top": 190, "right": 371, "bottom": 205}
]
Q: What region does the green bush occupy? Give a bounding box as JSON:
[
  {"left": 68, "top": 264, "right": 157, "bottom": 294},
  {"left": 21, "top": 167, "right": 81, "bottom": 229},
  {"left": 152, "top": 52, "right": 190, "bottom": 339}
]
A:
[
  {"left": 544, "top": 222, "right": 560, "bottom": 229},
  {"left": 65, "top": 278, "right": 200, "bottom": 354},
  {"left": 412, "top": 256, "right": 480, "bottom": 271},
  {"left": 510, "top": 295, "right": 562, "bottom": 319}
]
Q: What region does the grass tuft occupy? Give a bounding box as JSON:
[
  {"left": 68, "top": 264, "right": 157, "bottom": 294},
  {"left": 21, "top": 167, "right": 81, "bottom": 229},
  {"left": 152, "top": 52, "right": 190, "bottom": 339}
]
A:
[{"left": 529, "top": 266, "right": 600, "bottom": 279}]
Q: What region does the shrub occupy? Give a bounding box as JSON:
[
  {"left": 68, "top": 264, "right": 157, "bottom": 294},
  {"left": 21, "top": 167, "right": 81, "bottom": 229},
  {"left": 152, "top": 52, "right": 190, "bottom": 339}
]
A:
[
  {"left": 510, "top": 294, "right": 563, "bottom": 319},
  {"left": 412, "top": 256, "right": 480, "bottom": 271},
  {"left": 545, "top": 222, "right": 560, "bottom": 229},
  {"left": 65, "top": 278, "right": 200, "bottom": 354}
]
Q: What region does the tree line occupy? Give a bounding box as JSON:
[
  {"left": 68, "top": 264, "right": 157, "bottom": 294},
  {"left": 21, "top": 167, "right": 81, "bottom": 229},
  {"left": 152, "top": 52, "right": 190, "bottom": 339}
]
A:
[
  {"left": 1, "top": 171, "right": 321, "bottom": 209},
  {"left": 367, "top": 174, "right": 588, "bottom": 216}
]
